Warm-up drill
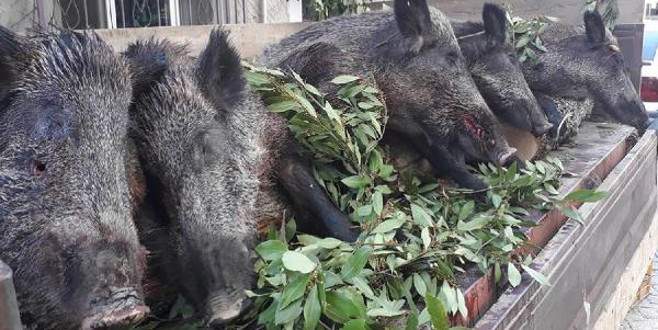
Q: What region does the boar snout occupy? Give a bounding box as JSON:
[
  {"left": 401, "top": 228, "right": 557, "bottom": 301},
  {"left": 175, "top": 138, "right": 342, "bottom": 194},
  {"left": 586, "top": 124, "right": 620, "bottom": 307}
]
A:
[
  {"left": 624, "top": 98, "right": 649, "bottom": 130},
  {"left": 81, "top": 287, "right": 149, "bottom": 329},
  {"left": 205, "top": 290, "right": 251, "bottom": 327},
  {"left": 532, "top": 122, "right": 554, "bottom": 136},
  {"left": 495, "top": 146, "right": 517, "bottom": 166}
]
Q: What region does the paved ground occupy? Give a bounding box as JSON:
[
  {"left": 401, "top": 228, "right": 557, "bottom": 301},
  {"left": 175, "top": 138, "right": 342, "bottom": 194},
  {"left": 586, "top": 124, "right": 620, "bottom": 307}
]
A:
[{"left": 620, "top": 251, "right": 658, "bottom": 330}]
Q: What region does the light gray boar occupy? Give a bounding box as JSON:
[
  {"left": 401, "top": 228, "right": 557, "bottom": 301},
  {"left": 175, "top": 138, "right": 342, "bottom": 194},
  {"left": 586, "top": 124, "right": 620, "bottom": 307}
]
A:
[{"left": 0, "top": 28, "right": 148, "bottom": 329}]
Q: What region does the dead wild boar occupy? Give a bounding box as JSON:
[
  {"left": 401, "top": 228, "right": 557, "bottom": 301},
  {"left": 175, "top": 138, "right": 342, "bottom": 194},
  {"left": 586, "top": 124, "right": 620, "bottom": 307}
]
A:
[
  {"left": 499, "top": 10, "right": 648, "bottom": 160},
  {"left": 126, "top": 29, "right": 368, "bottom": 325},
  {"left": 126, "top": 36, "right": 258, "bottom": 326},
  {"left": 263, "top": 0, "right": 517, "bottom": 191},
  {"left": 0, "top": 28, "right": 148, "bottom": 329},
  {"left": 523, "top": 10, "right": 648, "bottom": 141},
  {"left": 125, "top": 31, "right": 288, "bottom": 326},
  {"left": 452, "top": 3, "right": 552, "bottom": 137}
]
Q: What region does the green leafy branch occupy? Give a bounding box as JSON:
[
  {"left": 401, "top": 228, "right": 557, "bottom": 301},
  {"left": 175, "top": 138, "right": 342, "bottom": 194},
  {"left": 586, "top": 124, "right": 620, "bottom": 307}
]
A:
[
  {"left": 506, "top": 13, "right": 557, "bottom": 63},
  {"left": 236, "top": 64, "right": 607, "bottom": 330}
]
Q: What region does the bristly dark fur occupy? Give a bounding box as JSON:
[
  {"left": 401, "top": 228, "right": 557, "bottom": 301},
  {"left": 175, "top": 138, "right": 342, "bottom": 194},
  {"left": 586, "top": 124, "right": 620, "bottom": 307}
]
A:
[
  {"left": 196, "top": 29, "right": 246, "bottom": 114},
  {"left": 124, "top": 38, "right": 189, "bottom": 98},
  {"left": 394, "top": 0, "right": 433, "bottom": 38},
  {"left": 482, "top": 3, "right": 507, "bottom": 45},
  {"left": 522, "top": 10, "right": 647, "bottom": 134},
  {"left": 24, "top": 31, "right": 128, "bottom": 89},
  {"left": 450, "top": 3, "right": 551, "bottom": 137},
  {"left": 452, "top": 21, "right": 485, "bottom": 39},
  {"left": 456, "top": 32, "right": 491, "bottom": 65}
]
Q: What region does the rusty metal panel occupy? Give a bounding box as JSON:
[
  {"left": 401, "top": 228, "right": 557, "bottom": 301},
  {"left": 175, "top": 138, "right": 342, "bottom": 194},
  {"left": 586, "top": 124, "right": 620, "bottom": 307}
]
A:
[
  {"left": 614, "top": 24, "right": 645, "bottom": 92},
  {"left": 0, "top": 260, "right": 21, "bottom": 330},
  {"left": 455, "top": 122, "right": 637, "bottom": 326},
  {"left": 475, "top": 129, "right": 658, "bottom": 329}
]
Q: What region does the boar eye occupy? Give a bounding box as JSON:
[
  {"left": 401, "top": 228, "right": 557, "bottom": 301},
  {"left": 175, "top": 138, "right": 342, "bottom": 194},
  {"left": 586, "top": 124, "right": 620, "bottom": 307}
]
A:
[{"left": 32, "top": 160, "right": 47, "bottom": 176}]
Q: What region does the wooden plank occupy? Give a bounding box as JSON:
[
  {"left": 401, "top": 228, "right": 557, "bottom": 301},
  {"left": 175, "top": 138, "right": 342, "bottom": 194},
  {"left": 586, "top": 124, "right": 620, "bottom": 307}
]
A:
[
  {"left": 0, "top": 260, "right": 21, "bottom": 330},
  {"left": 453, "top": 122, "right": 638, "bottom": 326},
  {"left": 592, "top": 211, "right": 658, "bottom": 329},
  {"left": 614, "top": 24, "right": 645, "bottom": 92},
  {"left": 474, "top": 129, "right": 658, "bottom": 329}
]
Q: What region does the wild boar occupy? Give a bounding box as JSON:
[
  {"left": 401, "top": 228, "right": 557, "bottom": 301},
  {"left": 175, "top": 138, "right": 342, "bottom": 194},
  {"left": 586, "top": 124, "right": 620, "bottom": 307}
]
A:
[
  {"left": 453, "top": 4, "right": 552, "bottom": 136},
  {"left": 0, "top": 28, "right": 148, "bottom": 329},
  {"left": 125, "top": 30, "right": 358, "bottom": 326},
  {"left": 263, "top": 0, "right": 517, "bottom": 191},
  {"left": 523, "top": 10, "right": 648, "bottom": 140}
]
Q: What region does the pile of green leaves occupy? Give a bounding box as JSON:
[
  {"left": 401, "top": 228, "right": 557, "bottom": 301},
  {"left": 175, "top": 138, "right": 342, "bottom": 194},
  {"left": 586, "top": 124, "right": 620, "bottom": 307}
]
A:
[
  {"left": 506, "top": 13, "right": 557, "bottom": 63},
  {"left": 508, "top": 0, "right": 618, "bottom": 63},
  {"left": 237, "top": 65, "right": 606, "bottom": 330},
  {"left": 304, "top": 0, "right": 362, "bottom": 21}
]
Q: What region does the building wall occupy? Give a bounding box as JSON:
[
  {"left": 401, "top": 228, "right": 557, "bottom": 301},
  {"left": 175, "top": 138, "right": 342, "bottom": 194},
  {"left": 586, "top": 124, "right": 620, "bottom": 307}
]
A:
[
  {"left": 95, "top": 22, "right": 310, "bottom": 58},
  {"left": 430, "top": 0, "right": 645, "bottom": 25},
  {"left": 0, "top": 0, "right": 298, "bottom": 32},
  {"left": 0, "top": 0, "right": 35, "bottom": 32}
]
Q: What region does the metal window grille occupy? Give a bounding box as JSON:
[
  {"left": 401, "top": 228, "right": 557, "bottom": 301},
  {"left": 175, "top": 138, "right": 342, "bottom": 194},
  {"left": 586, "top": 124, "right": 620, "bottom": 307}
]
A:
[{"left": 34, "top": 0, "right": 256, "bottom": 30}]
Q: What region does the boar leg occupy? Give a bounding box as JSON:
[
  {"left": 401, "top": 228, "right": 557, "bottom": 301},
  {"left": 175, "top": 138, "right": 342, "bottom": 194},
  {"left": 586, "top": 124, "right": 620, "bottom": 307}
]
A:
[
  {"left": 418, "top": 143, "right": 489, "bottom": 191},
  {"left": 535, "top": 93, "right": 563, "bottom": 136},
  {"left": 277, "top": 156, "right": 359, "bottom": 242}
]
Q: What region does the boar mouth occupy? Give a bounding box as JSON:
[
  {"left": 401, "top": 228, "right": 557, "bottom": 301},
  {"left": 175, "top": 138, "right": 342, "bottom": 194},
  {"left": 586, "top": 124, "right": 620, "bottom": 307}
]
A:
[
  {"left": 204, "top": 289, "right": 251, "bottom": 327},
  {"left": 531, "top": 122, "right": 553, "bottom": 136},
  {"left": 495, "top": 147, "right": 517, "bottom": 166},
  {"left": 80, "top": 287, "right": 149, "bottom": 329}
]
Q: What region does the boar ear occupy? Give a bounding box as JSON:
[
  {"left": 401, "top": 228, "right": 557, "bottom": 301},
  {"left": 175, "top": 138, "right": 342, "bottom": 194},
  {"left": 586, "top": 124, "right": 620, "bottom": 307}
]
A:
[
  {"left": 584, "top": 10, "right": 606, "bottom": 45},
  {"left": 394, "top": 0, "right": 433, "bottom": 52},
  {"left": 0, "top": 25, "right": 22, "bottom": 104},
  {"left": 59, "top": 30, "right": 89, "bottom": 48},
  {"left": 197, "top": 28, "right": 245, "bottom": 111},
  {"left": 123, "top": 40, "right": 170, "bottom": 98},
  {"left": 482, "top": 3, "right": 508, "bottom": 46}
]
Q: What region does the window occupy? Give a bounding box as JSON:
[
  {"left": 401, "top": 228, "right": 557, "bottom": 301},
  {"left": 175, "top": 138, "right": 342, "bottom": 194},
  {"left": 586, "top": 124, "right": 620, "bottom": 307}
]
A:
[{"left": 38, "top": 0, "right": 298, "bottom": 30}]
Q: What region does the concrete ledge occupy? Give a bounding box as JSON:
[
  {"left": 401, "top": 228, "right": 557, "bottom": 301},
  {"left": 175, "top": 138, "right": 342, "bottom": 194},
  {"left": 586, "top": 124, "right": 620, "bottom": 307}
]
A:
[
  {"left": 94, "top": 22, "right": 310, "bottom": 59},
  {"left": 0, "top": 260, "right": 21, "bottom": 330}
]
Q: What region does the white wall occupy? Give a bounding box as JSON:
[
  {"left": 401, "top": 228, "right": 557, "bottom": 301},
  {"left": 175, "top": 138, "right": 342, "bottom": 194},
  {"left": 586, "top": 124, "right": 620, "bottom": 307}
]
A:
[
  {"left": 287, "top": 0, "right": 303, "bottom": 23},
  {"left": 0, "top": 0, "right": 34, "bottom": 32}
]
